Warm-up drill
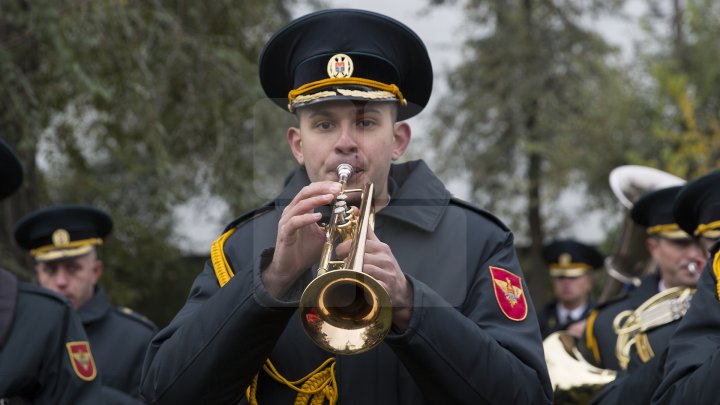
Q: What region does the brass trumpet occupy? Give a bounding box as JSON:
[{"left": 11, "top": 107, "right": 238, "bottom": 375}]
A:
[{"left": 299, "top": 163, "right": 392, "bottom": 355}]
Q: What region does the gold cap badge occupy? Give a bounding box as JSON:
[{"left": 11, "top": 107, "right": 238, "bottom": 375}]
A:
[
  {"left": 52, "top": 229, "right": 71, "bottom": 246},
  {"left": 559, "top": 253, "right": 572, "bottom": 265},
  {"left": 327, "top": 53, "right": 354, "bottom": 78}
]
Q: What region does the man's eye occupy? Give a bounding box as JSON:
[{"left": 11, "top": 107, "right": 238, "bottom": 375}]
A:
[
  {"left": 316, "top": 121, "right": 334, "bottom": 130},
  {"left": 357, "top": 119, "right": 375, "bottom": 128},
  {"left": 43, "top": 267, "right": 58, "bottom": 275}
]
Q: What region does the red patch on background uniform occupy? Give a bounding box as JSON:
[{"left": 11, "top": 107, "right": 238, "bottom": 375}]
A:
[
  {"left": 489, "top": 266, "right": 528, "bottom": 321},
  {"left": 66, "top": 341, "right": 97, "bottom": 381}
]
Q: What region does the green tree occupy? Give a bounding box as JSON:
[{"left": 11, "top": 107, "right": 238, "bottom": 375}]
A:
[
  {"left": 0, "top": 0, "right": 304, "bottom": 326},
  {"left": 427, "top": 0, "right": 640, "bottom": 304},
  {"left": 628, "top": 0, "right": 720, "bottom": 178}
]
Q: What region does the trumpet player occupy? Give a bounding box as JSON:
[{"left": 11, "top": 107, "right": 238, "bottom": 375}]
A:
[{"left": 140, "top": 9, "right": 552, "bottom": 405}]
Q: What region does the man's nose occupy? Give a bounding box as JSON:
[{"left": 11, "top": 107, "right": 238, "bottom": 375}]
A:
[
  {"left": 334, "top": 125, "right": 358, "bottom": 154},
  {"left": 54, "top": 268, "right": 70, "bottom": 286}
]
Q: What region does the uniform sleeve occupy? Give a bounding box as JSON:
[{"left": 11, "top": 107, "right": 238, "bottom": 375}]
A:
[
  {"left": 140, "top": 246, "right": 301, "bottom": 404},
  {"left": 39, "top": 295, "right": 104, "bottom": 405},
  {"left": 652, "top": 257, "right": 720, "bottom": 404},
  {"left": 590, "top": 354, "right": 664, "bottom": 405},
  {"left": 384, "top": 230, "right": 552, "bottom": 404},
  {"left": 102, "top": 385, "right": 147, "bottom": 404}
]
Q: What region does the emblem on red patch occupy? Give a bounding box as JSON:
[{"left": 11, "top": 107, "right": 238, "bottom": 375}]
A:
[
  {"left": 490, "top": 266, "right": 528, "bottom": 321},
  {"left": 66, "top": 341, "right": 97, "bottom": 381}
]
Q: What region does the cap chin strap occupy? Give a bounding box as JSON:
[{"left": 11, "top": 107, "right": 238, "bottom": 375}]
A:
[
  {"left": 288, "top": 77, "right": 406, "bottom": 111},
  {"left": 695, "top": 220, "right": 720, "bottom": 238},
  {"left": 646, "top": 223, "right": 690, "bottom": 239},
  {"left": 31, "top": 238, "right": 103, "bottom": 262}
]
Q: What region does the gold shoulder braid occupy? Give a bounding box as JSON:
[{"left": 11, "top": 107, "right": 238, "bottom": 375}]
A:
[
  {"left": 612, "top": 287, "right": 695, "bottom": 369},
  {"left": 210, "top": 229, "right": 338, "bottom": 405},
  {"left": 714, "top": 250, "right": 720, "bottom": 300},
  {"left": 584, "top": 310, "right": 601, "bottom": 365}
]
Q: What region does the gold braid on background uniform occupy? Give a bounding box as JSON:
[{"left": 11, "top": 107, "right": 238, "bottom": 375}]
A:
[
  {"left": 211, "top": 228, "right": 339, "bottom": 405},
  {"left": 714, "top": 249, "right": 720, "bottom": 300}
]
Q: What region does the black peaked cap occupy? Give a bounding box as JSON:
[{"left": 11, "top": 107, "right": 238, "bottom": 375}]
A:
[
  {"left": 543, "top": 239, "right": 604, "bottom": 269},
  {"left": 673, "top": 170, "right": 720, "bottom": 236},
  {"left": 14, "top": 205, "right": 113, "bottom": 251},
  {"left": 259, "top": 9, "right": 433, "bottom": 120},
  {"left": 631, "top": 185, "right": 684, "bottom": 228}
]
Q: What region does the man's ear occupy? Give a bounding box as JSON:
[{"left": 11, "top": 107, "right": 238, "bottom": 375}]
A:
[
  {"left": 392, "top": 121, "right": 411, "bottom": 161},
  {"left": 93, "top": 260, "right": 104, "bottom": 284},
  {"left": 646, "top": 237, "right": 660, "bottom": 259},
  {"left": 288, "top": 126, "right": 304, "bottom": 165}
]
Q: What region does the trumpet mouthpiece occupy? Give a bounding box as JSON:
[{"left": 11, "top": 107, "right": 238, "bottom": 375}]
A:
[{"left": 337, "top": 164, "right": 353, "bottom": 182}]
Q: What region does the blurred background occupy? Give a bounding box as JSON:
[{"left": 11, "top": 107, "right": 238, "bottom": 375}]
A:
[{"left": 1, "top": 0, "right": 718, "bottom": 327}]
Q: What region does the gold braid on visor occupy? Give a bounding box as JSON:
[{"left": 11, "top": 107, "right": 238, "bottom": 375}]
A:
[
  {"left": 30, "top": 238, "right": 103, "bottom": 262},
  {"left": 549, "top": 263, "right": 592, "bottom": 278},
  {"left": 287, "top": 77, "right": 406, "bottom": 112},
  {"left": 695, "top": 220, "right": 720, "bottom": 239},
  {"left": 646, "top": 223, "right": 690, "bottom": 239}
]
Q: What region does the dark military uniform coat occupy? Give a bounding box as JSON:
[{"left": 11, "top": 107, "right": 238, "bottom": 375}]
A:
[
  {"left": 591, "top": 290, "right": 684, "bottom": 404},
  {"left": 652, "top": 243, "right": 720, "bottom": 404},
  {"left": 140, "top": 160, "right": 552, "bottom": 404},
  {"left": 537, "top": 299, "right": 595, "bottom": 339},
  {"left": 583, "top": 272, "right": 661, "bottom": 371},
  {"left": 0, "top": 269, "right": 103, "bottom": 404},
  {"left": 80, "top": 287, "right": 156, "bottom": 403}
]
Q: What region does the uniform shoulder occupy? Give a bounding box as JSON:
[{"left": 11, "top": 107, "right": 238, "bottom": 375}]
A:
[
  {"left": 114, "top": 306, "right": 157, "bottom": 332},
  {"left": 594, "top": 292, "right": 630, "bottom": 312},
  {"left": 222, "top": 202, "right": 275, "bottom": 233},
  {"left": 18, "top": 282, "right": 73, "bottom": 307},
  {"left": 449, "top": 197, "right": 510, "bottom": 232}
]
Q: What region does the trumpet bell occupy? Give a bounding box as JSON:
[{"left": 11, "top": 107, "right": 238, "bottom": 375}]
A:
[{"left": 300, "top": 270, "right": 392, "bottom": 354}]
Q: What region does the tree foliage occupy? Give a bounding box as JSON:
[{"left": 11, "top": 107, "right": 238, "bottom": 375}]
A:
[
  {"left": 0, "top": 0, "right": 302, "bottom": 325},
  {"left": 427, "top": 0, "right": 636, "bottom": 303},
  {"left": 426, "top": 0, "right": 720, "bottom": 306},
  {"left": 627, "top": 0, "right": 720, "bottom": 178}
]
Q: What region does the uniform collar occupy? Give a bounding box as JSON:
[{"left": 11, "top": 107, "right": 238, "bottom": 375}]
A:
[
  {"left": 277, "top": 160, "right": 451, "bottom": 232},
  {"left": 77, "top": 286, "right": 111, "bottom": 324}
]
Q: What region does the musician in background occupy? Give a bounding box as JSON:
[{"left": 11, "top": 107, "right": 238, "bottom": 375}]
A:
[
  {"left": 588, "top": 184, "right": 707, "bottom": 404},
  {"left": 139, "top": 9, "right": 552, "bottom": 404},
  {"left": 13, "top": 205, "right": 156, "bottom": 404},
  {"left": 583, "top": 185, "right": 706, "bottom": 372},
  {"left": 538, "top": 239, "right": 603, "bottom": 339},
  {"left": 652, "top": 169, "right": 720, "bottom": 404},
  {"left": 0, "top": 139, "right": 103, "bottom": 404}
]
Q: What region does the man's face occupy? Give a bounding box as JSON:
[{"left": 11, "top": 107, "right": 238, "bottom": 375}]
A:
[
  {"left": 288, "top": 100, "right": 410, "bottom": 203},
  {"left": 552, "top": 274, "right": 592, "bottom": 307},
  {"left": 35, "top": 251, "right": 102, "bottom": 310},
  {"left": 647, "top": 237, "right": 707, "bottom": 288}
]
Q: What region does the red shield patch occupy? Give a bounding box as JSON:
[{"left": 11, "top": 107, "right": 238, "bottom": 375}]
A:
[
  {"left": 489, "top": 266, "right": 528, "bottom": 321},
  {"left": 66, "top": 341, "right": 97, "bottom": 381}
]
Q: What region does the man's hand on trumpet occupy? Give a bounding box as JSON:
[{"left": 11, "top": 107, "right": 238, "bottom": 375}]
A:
[
  {"left": 263, "top": 181, "right": 341, "bottom": 298},
  {"left": 336, "top": 226, "right": 414, "bottom": 330}
]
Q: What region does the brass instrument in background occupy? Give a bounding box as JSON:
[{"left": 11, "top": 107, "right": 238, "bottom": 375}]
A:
[
  {"left": 543, "top": 165, "right": 685, "bottom": 402},
  {"left": 544, "top": 331, "right": 617, "bottom": 402},
  {"left": 299, "top": 164, "right": 392, "bottom": 355},
  {"left": 599, "top": 165, "right": 685, "bottom": 302},
  {"left": 613, "top": 286, "right": 695, "bottom": 369}
]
